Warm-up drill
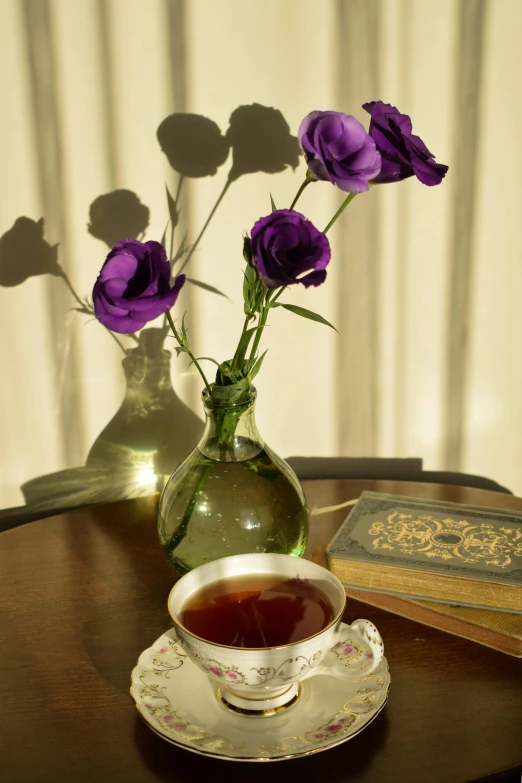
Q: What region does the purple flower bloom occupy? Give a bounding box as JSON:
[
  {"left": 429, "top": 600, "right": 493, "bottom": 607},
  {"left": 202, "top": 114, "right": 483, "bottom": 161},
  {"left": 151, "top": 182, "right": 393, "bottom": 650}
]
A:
[
  {"left": 362, "top": 101, "right": 449, "bottom": 186},
  {"left": 298, "top": 111, "right": 381, "bottom": 193},
  {"left": 250, "top": 209, "right": 330, "bottom": 289},
  {"left": 93, "top": 239, "right": 184, "bottom": 334}
]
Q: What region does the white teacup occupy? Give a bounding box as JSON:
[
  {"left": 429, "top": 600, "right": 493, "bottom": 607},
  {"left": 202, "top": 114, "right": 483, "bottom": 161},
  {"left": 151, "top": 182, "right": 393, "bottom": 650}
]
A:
[{"left": 167, "top": 553, "right": 384, "bottom": 715}]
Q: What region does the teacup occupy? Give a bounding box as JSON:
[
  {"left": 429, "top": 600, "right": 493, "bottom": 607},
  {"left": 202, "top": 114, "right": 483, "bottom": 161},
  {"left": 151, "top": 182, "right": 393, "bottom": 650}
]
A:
[{"left": 167, "top": 553, "right": 384, "bottom": 716}]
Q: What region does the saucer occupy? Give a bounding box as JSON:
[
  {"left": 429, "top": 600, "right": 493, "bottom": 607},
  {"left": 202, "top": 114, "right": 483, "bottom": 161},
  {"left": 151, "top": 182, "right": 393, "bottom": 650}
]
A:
[{"left": 130, "top": 625, "right": 390, "bottom": 762}]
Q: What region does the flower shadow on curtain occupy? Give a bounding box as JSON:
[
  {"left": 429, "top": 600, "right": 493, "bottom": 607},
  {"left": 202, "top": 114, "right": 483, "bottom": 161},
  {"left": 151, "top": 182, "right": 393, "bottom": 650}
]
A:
[
  {"left": 157, "top": 105, "right": 301, "bottom": 274},
  {"left": 87, "top": 189, "right": 151, "bottom": 247}
]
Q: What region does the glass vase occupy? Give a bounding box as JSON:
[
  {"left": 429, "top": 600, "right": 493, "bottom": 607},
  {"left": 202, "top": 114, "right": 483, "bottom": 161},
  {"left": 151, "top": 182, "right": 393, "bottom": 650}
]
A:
[{"left": 158, "top": 385, "right": 309, "bottom": 575}]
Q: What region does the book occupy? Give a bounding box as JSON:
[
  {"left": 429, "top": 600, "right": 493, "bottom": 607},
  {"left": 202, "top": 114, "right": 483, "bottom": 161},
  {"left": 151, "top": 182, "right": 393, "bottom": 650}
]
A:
[
  {"left": 313, "top": 546, "right": 522, "bottom": 657},
  {"left": 325, "top": 491, "right": 522, "bottom": 613}
]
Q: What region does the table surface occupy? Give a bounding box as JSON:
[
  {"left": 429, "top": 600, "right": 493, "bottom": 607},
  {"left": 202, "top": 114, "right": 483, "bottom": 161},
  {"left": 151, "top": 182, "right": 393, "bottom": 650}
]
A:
[{"left": 1, "top": 478, "right": 522, "bottom": 783}]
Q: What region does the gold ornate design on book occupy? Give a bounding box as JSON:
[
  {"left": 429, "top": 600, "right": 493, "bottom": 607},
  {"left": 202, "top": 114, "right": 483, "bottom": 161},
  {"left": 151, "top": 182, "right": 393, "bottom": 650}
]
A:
[{"left": 369, "top": 512, "right": 522, "bottom": 568}]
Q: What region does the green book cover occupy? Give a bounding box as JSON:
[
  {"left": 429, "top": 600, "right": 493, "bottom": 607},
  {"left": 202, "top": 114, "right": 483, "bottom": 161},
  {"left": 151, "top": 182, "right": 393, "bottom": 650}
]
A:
[{"left": 326, "top": 492, "right": 522, "bottom": 604}]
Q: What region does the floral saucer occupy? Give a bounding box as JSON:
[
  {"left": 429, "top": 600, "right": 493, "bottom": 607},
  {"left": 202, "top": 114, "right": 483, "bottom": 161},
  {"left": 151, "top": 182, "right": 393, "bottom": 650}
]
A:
[{"left": 130, "top": 627, "right": 390, "bottom": 762}]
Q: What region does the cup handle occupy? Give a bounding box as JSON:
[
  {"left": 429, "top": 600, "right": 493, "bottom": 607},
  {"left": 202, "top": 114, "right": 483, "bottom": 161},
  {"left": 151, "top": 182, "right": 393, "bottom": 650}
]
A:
[
  {"left": 308, "top": 619, "right": 384, "bottom": 681},
  {"left": 348, "top": 619, "right": 384, "bottom": 675}
]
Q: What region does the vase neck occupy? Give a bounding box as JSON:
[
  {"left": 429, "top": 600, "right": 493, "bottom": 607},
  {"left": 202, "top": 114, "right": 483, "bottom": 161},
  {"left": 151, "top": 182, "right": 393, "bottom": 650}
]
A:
[{"left": 198, "top": 389, "right": 263, "bottom": 462}]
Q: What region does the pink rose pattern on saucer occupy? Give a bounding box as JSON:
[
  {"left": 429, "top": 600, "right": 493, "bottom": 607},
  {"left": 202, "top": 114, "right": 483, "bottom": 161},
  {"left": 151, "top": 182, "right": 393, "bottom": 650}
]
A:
[{"left": 131, "top": 629, "right": 390, "bottom": 759}]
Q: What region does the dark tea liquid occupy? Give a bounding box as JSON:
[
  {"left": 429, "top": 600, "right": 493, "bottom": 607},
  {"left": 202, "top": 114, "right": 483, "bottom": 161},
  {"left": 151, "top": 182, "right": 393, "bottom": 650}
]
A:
[{"left": 180, "top": 574, "right": 334, "bottom": 647}]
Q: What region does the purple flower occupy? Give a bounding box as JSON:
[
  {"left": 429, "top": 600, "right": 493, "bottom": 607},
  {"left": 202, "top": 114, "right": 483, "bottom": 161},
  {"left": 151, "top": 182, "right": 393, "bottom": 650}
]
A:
[
  {"left": 93, "top": 239, "right": 184, "bottom": 333},
  {"left": 250, "top": 209, "right": 330, "bottom": 289},
  {"left": 362, "top": 101, "right": 448, "bottom": 186},
  {"left": 298, "top": 111, "right": 381, "bottom": 193}
]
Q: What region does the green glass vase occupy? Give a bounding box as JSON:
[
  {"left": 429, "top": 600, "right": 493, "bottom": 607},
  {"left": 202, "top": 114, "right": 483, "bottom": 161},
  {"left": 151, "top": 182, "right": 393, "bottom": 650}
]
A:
[{"left": 158, "top": 385, "right": 309, "bottom": 575}]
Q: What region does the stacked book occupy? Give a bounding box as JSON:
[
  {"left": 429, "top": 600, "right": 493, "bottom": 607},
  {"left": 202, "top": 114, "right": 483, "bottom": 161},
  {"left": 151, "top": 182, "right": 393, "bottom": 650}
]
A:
[{"left": 320, "top": 491, "right": 522, "bottom": 657}]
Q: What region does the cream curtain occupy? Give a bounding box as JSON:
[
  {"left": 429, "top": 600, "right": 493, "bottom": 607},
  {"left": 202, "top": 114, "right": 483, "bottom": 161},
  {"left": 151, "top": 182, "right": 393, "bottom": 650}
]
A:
[{"left": 1, "top": 0, "right": 521, "bottom": 510}]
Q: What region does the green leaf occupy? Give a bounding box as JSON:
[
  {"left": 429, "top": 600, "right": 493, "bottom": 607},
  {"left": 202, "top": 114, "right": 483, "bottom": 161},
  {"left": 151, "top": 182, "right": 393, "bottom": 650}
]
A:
[
  {"left": 165, "top": 185, "right": 179, "bottom": 229},
  {"left": 252, "top": 287, "right": 266, "bottom": 314},
  {"left": 174, "top": 345, "right": 188, "bottom": 357},
  {"left": 248, "top": 349, "right": 268, "bottom": 381},
  {"left": 185, "top": 277, "right": 231, "bottom": 301},
  {"left": 216, "top": 361, "right": 239, "bottom": 385},
  {"left": 242, "top": 264, "right": 258, "bottom": 314},
  {"left": 211, "top": 377, "right": 251, "bottom": 404},
  {"left": 270, "top": 193, "right": 277, "bottom": 212},
  {"left": 273, "top": 303, "right": 339, "bottom": 333},
  {"left": 230, "top": 325, "right": 262, "bottom": 373}
]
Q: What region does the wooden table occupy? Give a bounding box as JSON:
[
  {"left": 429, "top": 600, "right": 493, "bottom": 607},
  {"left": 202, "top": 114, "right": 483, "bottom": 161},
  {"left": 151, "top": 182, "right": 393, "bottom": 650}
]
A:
[{"left": 1, "top": 479, "right": 521, "bottom": 783}]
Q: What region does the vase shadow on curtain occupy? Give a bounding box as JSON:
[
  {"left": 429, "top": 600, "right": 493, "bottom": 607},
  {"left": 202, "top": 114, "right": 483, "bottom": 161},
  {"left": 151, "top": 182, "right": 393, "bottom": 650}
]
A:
[
  {"left": 0, "top": 191, "right": 205, "bottom": 524},
  {"left": 0, "top": 105, "right": 302, "bottom": 528},
  {"left": 20, "top": 327, "right": 205, "bottom": 515}
]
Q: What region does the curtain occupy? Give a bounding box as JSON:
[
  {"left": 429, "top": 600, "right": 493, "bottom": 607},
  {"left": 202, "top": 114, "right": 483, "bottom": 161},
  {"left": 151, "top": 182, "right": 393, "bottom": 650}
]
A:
[{"left": 1, "top": 0, "right": 521, "bottom": 511}]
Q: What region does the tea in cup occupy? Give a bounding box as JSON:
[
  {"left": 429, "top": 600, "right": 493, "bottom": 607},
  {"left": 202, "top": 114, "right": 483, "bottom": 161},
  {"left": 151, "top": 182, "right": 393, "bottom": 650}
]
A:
[{"left": 168, "top": 553, "right": 383, "bottom": 715}]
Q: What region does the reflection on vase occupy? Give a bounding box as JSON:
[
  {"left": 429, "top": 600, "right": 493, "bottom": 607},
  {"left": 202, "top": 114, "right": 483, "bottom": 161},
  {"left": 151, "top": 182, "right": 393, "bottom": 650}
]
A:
[
  {"left": 21, "top": 329, "right": 203, "bottom": 513},
  {"left": 158, "top": 386, "right": 309, "bottom": 576}
]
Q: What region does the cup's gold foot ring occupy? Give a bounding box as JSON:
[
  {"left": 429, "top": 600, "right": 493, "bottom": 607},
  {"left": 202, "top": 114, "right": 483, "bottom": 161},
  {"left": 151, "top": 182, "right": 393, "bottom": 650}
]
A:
[{"left": 217, "top": 684, "right": 302, "bottom": 717}]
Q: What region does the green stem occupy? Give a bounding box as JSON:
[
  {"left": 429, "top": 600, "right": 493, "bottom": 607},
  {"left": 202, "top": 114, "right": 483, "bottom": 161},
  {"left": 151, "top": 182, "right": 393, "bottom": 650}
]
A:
[
  {"left": 248, "top": 302, "right": 269, "bottom": 364},
  {"left": 178, "top": 178, "right": 231, "bottom": 274},
  {"left": 289, "top": 178, "right": 312, "bottom": 211},
  {"left": 323, "top": 192, "right": 357, "bottom": 234},
  {"left": 166, "top": 310, "right": 211, "bottom": 395},
  {"left": 165, "top": 463, "right": 211, "bottom": 555},
  {"left": 246, "top": 283, "right": 288, "bottom": 365},
  {"left": 269, "top": 286, "right": 287, "bottom": 306},
  {"left": 230, "top": 314, "right": 253, "bottom": 373}
]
